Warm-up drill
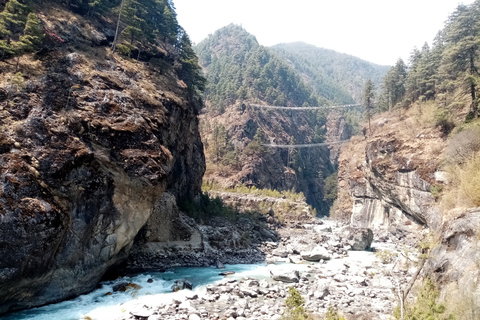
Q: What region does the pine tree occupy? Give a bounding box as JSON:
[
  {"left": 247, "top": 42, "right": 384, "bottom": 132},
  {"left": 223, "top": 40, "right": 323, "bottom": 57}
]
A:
[
  {"left": 162, "top": 3, "right": 178, "bottom": 44},
  {"left": 0, "top": 0, "right": 29, "bottom": 35},
  {"left": 21, "top": 12, "right": 44, "bottom": 48},
  {"left": 178, "top": 31, "right": 206, "bottom": 92},
  {"left": 379, "top": 59, "right": 407, "bottom": 111},
  {"left": 211, "top": 124, "right": 229, "bottom": 164},
  {"left": 121, "top": 0, "right": 145, "bottom": 45},
  {"left": 111, "top": 0, "right": 125, "bottom": 53},
  {"left": 405, "top": 47, "right": 422, "bottom": 103},
  {"left": 442, "top": 2, "right": 480, "bottom": 118},
  {"left": 362, "top": 79, "right": 375, "bottom": 134}
]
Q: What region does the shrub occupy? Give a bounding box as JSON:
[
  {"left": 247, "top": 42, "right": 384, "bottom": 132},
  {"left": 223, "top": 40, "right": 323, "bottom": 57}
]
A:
[
  {"left": 10, "top": 72, "right": 24, "bottom": 91},
  {"left": 117, "top": 42, "right": 136, "bottom": 58},
  {"left": 394, "top": 277, "right": 454, "bottom": 320},
  {"left": 323, "top": 306, "right": 346, "bottom": 320},
  {"left": 430, "top": 184, "right": 443, "bottom": 201},
  {"left": 323, "top": 171, "right": 338, "bottom": 202},
  {"left": 375, "top": 249, "right": 398, "bottom": 264},
  {"left": 459, "top": 155, "right": 480, "bottom": 206},
  {"left": 434, "top": 108, "right": 455, "bottom": 135},
  {"left": 201, "top": 181, "right": 306, "bottom": 202},
  {"left": 282, "top": 287, "right": 309, "bottom": 320},
  {"left": 444, "top": 126, "right": 480, "bottom": 165},
  {"left": 441, "top": 124, "right": 480, "bottom": 212}
]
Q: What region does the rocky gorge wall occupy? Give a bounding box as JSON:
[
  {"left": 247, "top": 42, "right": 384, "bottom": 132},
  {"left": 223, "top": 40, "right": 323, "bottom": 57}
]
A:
[
  {"left": 201, "top": 106, "right": 352, "bottom": 216},
  {"left": 336, "top": 115, "right": 445, "bottom": 230},
  {"left": 336, "top": 113, "right": 480, "bottom": 315},
  {"left": 0, "top": 4, "right": 205, "bottom": 313}
]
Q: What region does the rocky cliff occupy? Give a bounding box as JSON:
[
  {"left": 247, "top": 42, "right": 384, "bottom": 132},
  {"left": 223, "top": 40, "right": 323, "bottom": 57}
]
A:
[
  {"left": 336, "top": 109, "right": 480, "bottom": 316},
  {"left": 0, "top": 3, "right": 205, "bottom": 313},
  {"left": 200, "top": 103, "right": 337, "bottom": 215},
  {"left": 336, "top": 112, "right": 444, "bottom": 230}
]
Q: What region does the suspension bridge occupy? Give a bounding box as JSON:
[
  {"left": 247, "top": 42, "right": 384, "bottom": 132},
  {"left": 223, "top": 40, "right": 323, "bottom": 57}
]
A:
[
  {"left": 263, "top": 139, "right": 351, "bottom": 149},
  {"left": 245, "top": 102, "right": 361, "bottom": 149},
  {"left": 247, "top": 103, "right": 362, "bottom": 111}
]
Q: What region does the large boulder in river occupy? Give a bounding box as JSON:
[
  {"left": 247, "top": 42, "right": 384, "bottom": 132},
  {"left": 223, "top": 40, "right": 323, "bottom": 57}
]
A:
[
  {"left": 300, "top": 246, "right": 332, "bottom": 261},
  {"left": 340, "top": 227, "right": 374, "bottom": 251},
  {"left": 270, "top": 269, "right": 300, "bottom": 283},
  {"left": 172, "top": 279, "right": 193, "bottom": 292}
]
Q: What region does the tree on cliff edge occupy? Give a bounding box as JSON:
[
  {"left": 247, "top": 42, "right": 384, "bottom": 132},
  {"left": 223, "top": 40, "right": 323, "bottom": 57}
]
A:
[{"left": 362, "top": 79, "right": 375, "bottom": 134}]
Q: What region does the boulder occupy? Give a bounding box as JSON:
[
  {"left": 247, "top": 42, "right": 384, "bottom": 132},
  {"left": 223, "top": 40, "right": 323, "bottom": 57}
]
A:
[
  {"left": 272, "top": 247, "right": 289, "bottom": 258},
  {"left": 172, "top": 279, "right": 193, "bottom": 292},
  {"left": 112, "top": 282, "right": 141, "bottom": 292},
  {"left": 314, "top": 282, "right": 330, "bottom": 300},
  {"left": 130, "top": 307, "right": 154, "bottom": 318},
  {"left": 340, "top": 227, "right": 374, "bottom": 251},
  {"left": 270, "top": 269, "right": 300, "bottom": 283},
  {"left": 300, "top": 246, "right": 332, "bottom": 261},
  {"left": 289, "top": 255, "right": 303, "bottom": 264}
]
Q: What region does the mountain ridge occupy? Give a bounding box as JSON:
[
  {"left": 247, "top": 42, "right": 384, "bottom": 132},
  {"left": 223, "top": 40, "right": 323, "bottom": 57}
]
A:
[{"left": 271, "top": 41, "right": 390, "bottom": 103}]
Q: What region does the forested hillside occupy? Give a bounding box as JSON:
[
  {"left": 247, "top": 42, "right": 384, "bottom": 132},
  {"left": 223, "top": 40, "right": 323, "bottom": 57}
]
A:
[
  {"left": 0, "top": 0, "right": 205, "bottom": 93},
  {"left": 271, "top": 42, "right": 389, "bottom": 103},
  {"left": 196, "top": 24, "right": 328, "bottom": 112},
  {"left": 376, "top": 1, "right": 480, "bottom": 120},
  {"left": 367, "top": 0, "right": 480, "bottom": 220}
]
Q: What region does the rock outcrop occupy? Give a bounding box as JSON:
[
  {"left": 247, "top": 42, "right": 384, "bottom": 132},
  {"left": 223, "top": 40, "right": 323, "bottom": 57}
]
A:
[
  {"left": 336, "top": 113, "right": 480, "bottom": 314},
  {"left": 121, "top": 192, "right": 276, "bottom": 272},
  {"left": 425, "top": 208, "right": 480, "bottom": 315},
  {"left": 336, "top": 116, "right": 445, "bottom": 230},
  {"left": 200, "top": 104, "right": 333, "bottom": 215},
  {"left": 0, "top": 3, "right": 204, "bottom": 313}
]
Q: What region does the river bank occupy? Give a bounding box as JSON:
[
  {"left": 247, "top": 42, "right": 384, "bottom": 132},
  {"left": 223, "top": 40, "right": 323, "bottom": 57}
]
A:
[
  {"left": 4, "top": 216, "right": 424, "bottom": 320},
  {"left": 100, "top": 219, "right": 424, "bottom": 320}
]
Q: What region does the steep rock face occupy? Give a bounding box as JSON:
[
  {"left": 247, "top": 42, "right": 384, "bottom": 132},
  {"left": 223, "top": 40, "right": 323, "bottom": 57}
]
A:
[
  {"left": 336, "top": 116, "right": 445, "bottom": 230},
  {"left": 0, "top": 7, "right": 204, "bottom": 313},
  {"left": 425, "top": 209, "right": 480, "bottom": 314},
  {"left": 336, "top": 113, "right": 480, "bottom": 312},
  {"left": 325, "top": 110, "right": 352, "bottom": 165},
  {"left": 201, "top": 104, "right": 332, "bottom": 214},
  {"left": 124, "top": 192, "right": 277, "bottom": 272}
]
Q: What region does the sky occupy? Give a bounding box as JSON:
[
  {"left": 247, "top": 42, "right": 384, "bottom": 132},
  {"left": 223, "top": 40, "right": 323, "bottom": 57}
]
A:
[{"left": 173, "top": 0, "right": 475, "bottom": 66}]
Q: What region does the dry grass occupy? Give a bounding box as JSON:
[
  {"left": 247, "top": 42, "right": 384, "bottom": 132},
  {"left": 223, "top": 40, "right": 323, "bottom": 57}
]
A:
[
  {"left": 439, "top": 121, "right": 480, "bottom": 219},
  {"left": 443, "top": 281, "right": 480, "bottom": 320},
  {"left": 442, "top": 153, "right": 480, "bottom": 212},
  {"left": 410, "top": 100, "right": 439, "bottom": 129}
]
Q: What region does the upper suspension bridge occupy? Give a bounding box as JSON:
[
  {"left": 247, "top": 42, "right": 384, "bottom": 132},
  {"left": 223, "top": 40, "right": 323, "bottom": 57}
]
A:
[{"left": 247, "top": 103, "right": 362, "bottom": 111}]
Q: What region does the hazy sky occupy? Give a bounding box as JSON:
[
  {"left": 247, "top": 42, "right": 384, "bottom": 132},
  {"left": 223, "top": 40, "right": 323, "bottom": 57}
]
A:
[{"left": 174, "top": 0, "right": 474, "bottom": 66}]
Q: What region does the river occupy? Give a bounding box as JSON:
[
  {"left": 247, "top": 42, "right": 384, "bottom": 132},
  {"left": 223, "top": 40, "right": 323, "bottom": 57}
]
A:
[{"left": 3, "top": 263, "right": 318, "bottom": 320}]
